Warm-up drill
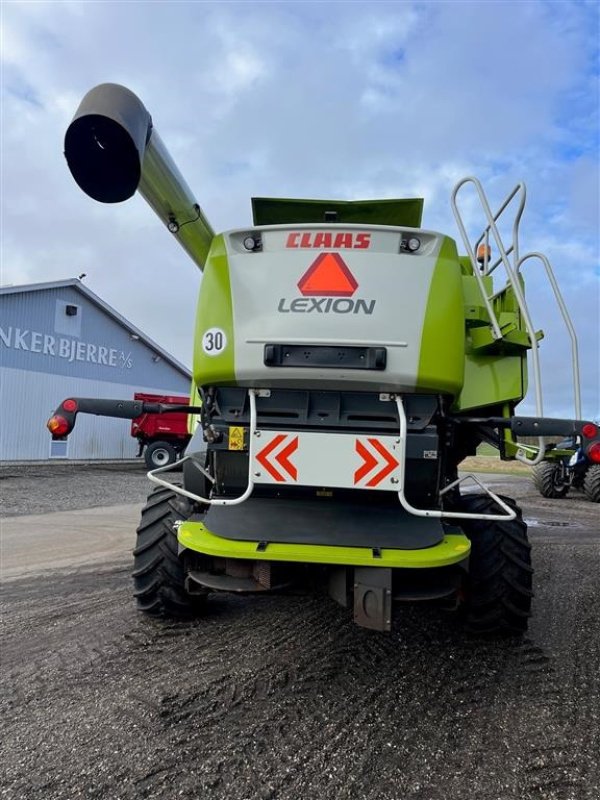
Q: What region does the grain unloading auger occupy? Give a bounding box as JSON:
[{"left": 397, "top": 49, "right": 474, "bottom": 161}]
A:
[{"left": 49, "top": 83, "right": 599, "bottom": 634}]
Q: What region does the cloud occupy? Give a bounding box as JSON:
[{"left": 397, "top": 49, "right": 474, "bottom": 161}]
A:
[{"left": 1, "top": 0, "right": 598, "bottom": 418}]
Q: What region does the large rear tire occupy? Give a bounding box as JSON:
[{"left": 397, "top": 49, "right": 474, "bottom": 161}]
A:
[
  {"left": 132, "top": 486, "right": 205, "bottom": 616},
  {"left": 532, "top": 461, "right": 569, "bottom": 498},
  {"left": 460, "top": 494, "right": 533, "bottom": 636},
  {"left": 583, "top": 464, "right": 600, "bottom": 503}
]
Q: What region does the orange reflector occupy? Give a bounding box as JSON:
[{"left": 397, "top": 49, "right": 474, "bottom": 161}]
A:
[
  {"left": 297, "top": 253, "right": 358, "bottom": 297},
  {"left": 476, "top": 244, "right": 491, "bottom": 264}
]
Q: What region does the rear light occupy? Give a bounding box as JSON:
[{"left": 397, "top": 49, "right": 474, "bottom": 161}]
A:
[
  {"left": 63, "top": 398, "right": 78, "bottom": 413},
  {"left": 47, "top": 415, "right": 70, "bottom": 437},
  {"left": 582, "top": 423, "right": 598, "bottom": 439},
  {"left": 586, "top": 442, "right": 600, "bottom": 464}
]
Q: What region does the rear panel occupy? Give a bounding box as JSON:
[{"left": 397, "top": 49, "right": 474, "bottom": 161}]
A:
[{"left": 193, "top": 225, "right": 465, "bottom": 395}]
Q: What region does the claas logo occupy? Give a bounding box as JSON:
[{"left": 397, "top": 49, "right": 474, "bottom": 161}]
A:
[{"left": 286, "top": 231, "right": 371, "bottom": 249}]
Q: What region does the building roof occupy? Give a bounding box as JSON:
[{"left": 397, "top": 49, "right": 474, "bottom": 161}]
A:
[{"left": 0, "top": 278, "right": 191, "bottom": 379}]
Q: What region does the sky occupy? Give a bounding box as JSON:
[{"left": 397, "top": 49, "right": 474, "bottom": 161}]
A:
[{"left": 1, "top": 0, "right": 599, "bottom": 420}]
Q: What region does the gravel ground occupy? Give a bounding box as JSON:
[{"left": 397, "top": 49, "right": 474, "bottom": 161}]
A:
[
  {"left": 0, "top": 461, "right": 151, "bottom": 517},
  {"left": 1, "top": 464, "right": 599, "bottom": 799}
]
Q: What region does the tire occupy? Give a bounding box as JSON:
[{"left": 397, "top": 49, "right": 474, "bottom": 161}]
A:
[
  {"left": 145, "top": 440, "right": 178, "bottom": 469},
  {"left": 459, "top": 494, "right": 534, "bottom": 636},
  {"left": 583, "top": 464, "right": 600, "bottom": 503},
  {"left": 132, "top": 486, "right": 206, "bottom": 616},
  {"left": 532, "top": 461, "right": 569, "bottom": 498}
]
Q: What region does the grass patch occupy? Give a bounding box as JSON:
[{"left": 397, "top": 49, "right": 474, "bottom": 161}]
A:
[{"left": 460, "top": 455, "right": 532, "bottom": 476}]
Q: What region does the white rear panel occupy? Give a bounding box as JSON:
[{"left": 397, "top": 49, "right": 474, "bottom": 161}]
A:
[{"left": 225, "top": 225, "right": 443, "bottom": 391}]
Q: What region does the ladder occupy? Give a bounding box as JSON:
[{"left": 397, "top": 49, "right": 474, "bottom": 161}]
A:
[{"left": 451, "top": 177, "right": 581, "bottom": 464}]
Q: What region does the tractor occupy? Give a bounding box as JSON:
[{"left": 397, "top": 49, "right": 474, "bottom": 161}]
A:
[{"left": 532, "top": 436, "right": 600, "bottom": 502}]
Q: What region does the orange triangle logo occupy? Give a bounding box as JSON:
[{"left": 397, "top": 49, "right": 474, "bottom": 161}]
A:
[{"left": 297, "top": 253, "right": 359, "bottom": 297}]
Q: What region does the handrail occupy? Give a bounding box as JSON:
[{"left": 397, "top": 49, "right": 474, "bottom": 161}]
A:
[
  {"left": 148, "top": 389, "right": 519, "bottom": 519},
  {"left": 473, "top": 182, "right": 527, "bottom": 272},
  {"left": 517, "top": 252, "right": 582, "bottom": 419},
  {"left": 451, "top": 177, "right": 546, "bottom": 465},
  {"left": 393, "top": 396, "right": 516, "bottom": 520},
  {"left": 147, "top": 388, "right": 259, "bottom": 505},
  {"left": 451, "top": 177, "right": 503, "bottom": 340}
]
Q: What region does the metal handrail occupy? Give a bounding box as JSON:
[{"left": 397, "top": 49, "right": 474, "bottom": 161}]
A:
[
  {"left": 392, "top": 396, "right": 516, "bottom": 520},
  {"left": 451, "top": 178, "right": 503, "bottom": 340},
  {"left": 451, "top": 177, "right": 546, "bottom": 465},
  {"left": 473, "top": 182, "right": 527, "bottom": 272},
  {"left": 148, "top": 389, "right": 518, "bottom": 519},
  {"left": 517, "top": 252, "right": 581, "bottom": 419},
  {"left": 147, "top": 388, "right": 259, "bottom": 505}
]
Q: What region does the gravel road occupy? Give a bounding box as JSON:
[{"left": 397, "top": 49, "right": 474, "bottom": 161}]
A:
[{"left": 1, "top": 464, "right": 599, "bottom": 800}]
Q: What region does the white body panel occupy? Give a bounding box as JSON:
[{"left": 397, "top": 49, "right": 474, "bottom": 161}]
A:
[{"left": 225, "top": 226, "right": 442, "bottom": 390}]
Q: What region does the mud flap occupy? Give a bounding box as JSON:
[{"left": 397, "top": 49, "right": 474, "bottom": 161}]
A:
[{"left": 353, "top": 567, "right": 393, "bottom": 632}]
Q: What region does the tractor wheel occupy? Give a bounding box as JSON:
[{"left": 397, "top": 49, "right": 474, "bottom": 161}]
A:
[
  {"left": 583, "top": 464, "right": 600, "bottom": 503},
  {"left": 459, "top": 494, "right": 533, "bottom": 636},
  {"left": 132, "top": 485, "right": 206, "bottom": 616},
  {"left": 145, "top": 440, "right": 178, "bottom": 469},
  {"left": 532, "top": 461, "right": 569, "bottom": 498}
]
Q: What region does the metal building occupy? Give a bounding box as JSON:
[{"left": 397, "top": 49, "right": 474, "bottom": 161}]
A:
[{"left": 0, "top": 279, "right": 191, "bottom": 461}]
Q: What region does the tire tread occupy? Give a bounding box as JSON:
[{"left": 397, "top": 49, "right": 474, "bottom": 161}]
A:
[
  {"left": 583, "top": 464, "right": 600, "bottom": 503},
  {"left": 132, "top": 486, "right": 205, "bottom": 617},
  {"left": 460, "top": 494, "right": 533, "bottom": 636}
]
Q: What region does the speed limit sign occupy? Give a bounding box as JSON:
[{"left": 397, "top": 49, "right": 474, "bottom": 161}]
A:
[{"left": 202, "top": 327, "right": 227, "bottom": 356}]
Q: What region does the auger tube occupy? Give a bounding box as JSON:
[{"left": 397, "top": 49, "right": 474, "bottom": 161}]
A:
[{"left": 64, "top": 82, "right": 213, "bottom": 270}]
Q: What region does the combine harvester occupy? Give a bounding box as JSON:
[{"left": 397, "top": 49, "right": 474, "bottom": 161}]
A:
[{"left": 48, "top": 84, "right": 599, "bottom": 634}]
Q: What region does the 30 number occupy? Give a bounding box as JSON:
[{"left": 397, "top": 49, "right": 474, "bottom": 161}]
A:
[{"left": 202, "top": 328, "right": 227, "bottom": 356}]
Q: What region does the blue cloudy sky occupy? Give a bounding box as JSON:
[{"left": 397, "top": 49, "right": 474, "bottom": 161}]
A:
[{"left": 1, "top": 0, "right": 598, "bottom": 419}]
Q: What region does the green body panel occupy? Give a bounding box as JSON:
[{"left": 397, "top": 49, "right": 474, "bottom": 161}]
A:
[
  {"left": 187, "top": 380, "right": 201, "bottom": 435},
  {"left": 193, "top": 235, "right": 235, "bottom": 385},
  {"left": 178, "top": 522, "right": 471, "bottom": 569},
  {"left": 252, "top": 197, "right": 424, "bottom": 227},
  {"left": 462, "top": 275, "right": 494, "bottom": 326},
  {"left": 456, "top": 353, "right": 525, "bottom": 411},
  {"left": 416, "top": 237, "right": 465, "bottom": 395},
  {"left": 454, "top": 271, "right": 530, "bottom": 411}
]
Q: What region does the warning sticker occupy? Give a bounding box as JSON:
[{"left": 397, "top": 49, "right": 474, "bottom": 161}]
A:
[
  {"left": 297, "top": 253, "right": 358, "bottom": 297},
  {"left": 228, "top": 426, "right": 245, "bottom": 451}
]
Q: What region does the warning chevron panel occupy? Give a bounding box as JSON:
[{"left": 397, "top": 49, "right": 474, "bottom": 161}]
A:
[
  {"left": 255, "top": 434, "right": 298, "bottom": 482},
  {"left": 353, "top": 438, "right": 399, "bottom": 487},
  {"left": 252, "top": 430, "right": 401, "bottom": 490}
]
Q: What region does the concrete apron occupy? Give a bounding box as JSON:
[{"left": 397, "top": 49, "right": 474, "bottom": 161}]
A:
[{"left": 1, "top": 504, "right": 143, "bottom": 580}]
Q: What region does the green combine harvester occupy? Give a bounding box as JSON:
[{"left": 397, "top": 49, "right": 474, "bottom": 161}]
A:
[{"left": 48, "top": 84, "right": 600, "bottom": 635}]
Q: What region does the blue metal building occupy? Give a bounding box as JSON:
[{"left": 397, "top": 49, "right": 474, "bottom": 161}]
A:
[{"left": 0, "top": 279, "right": 191, "bottom": 460}]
